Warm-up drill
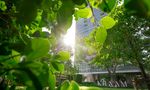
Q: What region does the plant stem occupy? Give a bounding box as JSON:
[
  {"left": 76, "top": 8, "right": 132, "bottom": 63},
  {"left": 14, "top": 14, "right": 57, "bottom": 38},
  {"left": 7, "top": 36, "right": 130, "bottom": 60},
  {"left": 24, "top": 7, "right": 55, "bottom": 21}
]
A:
[{"left": 2, "top": 54, "right": 20, "bottom": 61}]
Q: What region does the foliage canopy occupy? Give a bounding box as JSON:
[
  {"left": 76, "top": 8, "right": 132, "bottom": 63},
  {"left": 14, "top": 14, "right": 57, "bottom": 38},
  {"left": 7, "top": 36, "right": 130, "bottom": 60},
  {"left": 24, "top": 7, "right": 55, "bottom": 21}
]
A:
[{"left": 0, "top": 0, "right": 150, "bottom": 90}]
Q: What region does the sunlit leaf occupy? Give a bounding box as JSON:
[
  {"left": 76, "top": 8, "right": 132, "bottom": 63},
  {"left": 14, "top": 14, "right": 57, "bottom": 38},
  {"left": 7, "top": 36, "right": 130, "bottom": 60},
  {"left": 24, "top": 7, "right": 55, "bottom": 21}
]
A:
[
  {"left": 58, "top": 51, "right": 70, "bottom": 61},
  {"left": 60, "top": 80, "right": 70, "bottom": 90},
  {"left": 88, "top": 47, "right": 96, "bottom": 55},
  {"left": 51, "top": 61, "right": 64, "bottom": 72},
  {"left": 12, "top": 50, "right": 20, "bottom": 61},
  {"left": 49, "top": 71, "right": 56, "bottom": 90},
  {"left": 32, "top": 38, "right": 49, "bottom": 51},
  {"left": 90, "top": 17, "right": 95, "bottom": 23},
  {"left": 68, "top": 81, "right": 79, "bottom": 90},
  {"left": 27, "top": 38, "right": 50, "bottom": 59},
  {"left": 12, "top": 50, "right": 20, "bottom": 63},
  {"left": 57, "top": 0, "right": 74, "bottom": 31},
  {"left": 95, "top": 27, "right": 107, "bottom": 44},
  {"left": 2, "top": 50, "right": 20, "bottom": 66},
  {"left": 74, "top": 8, "right": 92, "bottom": 20},
  {"left": 100, "top": 16, "right": 116, "bottom": 29},
  {"left": 0, "top": 1, "right": 7, "bottom": 11},
  {"left": 88, "top": 0, "right": 101, "bottom": 8}
]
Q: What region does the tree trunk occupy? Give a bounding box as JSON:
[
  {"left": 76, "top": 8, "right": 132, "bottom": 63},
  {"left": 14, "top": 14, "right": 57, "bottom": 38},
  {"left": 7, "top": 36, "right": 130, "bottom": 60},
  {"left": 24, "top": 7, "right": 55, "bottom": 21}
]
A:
[{"left": 125, "top": 30, "right": 150, "bottom": 90}]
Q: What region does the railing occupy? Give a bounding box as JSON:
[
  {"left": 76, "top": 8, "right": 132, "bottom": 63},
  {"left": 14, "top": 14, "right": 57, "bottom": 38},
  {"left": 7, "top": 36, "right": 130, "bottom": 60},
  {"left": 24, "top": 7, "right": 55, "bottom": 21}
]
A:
[{"left": 76, "top": 64, "right": 141, "bottom": 74}]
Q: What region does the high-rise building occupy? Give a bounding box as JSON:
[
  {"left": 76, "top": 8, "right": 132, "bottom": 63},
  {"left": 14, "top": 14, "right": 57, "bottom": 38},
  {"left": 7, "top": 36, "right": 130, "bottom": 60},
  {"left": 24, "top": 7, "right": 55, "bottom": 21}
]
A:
[
  {"left": 75, "top": 8, "right": 141, "bottom": 87},
  {"left": 76, "top": 9, "right": 106, "bottom": 37}
]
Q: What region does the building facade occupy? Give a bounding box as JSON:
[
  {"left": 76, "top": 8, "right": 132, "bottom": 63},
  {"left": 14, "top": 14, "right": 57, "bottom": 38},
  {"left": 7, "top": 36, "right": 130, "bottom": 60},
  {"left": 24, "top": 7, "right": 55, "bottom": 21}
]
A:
[{"left": 75, "top": 8, "right": 141, "bottom": 87}]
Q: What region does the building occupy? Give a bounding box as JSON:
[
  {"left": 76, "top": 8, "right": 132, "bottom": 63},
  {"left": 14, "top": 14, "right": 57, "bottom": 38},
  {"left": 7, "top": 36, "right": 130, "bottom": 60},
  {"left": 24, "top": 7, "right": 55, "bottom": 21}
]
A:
[{"left": 75, "top": 8, "right": 141, "bottom": 87}]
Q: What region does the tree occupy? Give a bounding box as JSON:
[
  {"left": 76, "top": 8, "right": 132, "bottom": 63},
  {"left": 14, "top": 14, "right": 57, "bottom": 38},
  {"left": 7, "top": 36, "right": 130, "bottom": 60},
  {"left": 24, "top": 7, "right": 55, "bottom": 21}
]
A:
[
  {"left": 0, "top": 0, "right": 84, "bottom": 89},
  {"left": 86, "top": 1, "right": 150, "bottom": 89},
  {"left": 0, "top": 0, "right": 150, "bottom": 90},
  {"left": 112, "top": 11, "right": 150, "bottom": 89},
  {"left": 90, "top": 25, "right": 130, "bottom": 81}
]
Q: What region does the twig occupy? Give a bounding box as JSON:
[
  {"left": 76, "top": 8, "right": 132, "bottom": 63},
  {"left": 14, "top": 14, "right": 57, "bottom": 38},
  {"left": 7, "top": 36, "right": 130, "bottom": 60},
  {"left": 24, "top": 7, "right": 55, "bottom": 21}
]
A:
[
  {"left": 86, "top": 0, "right": 100, "bottom": 26},
  {"left": 2, "top": 54, "right": 20, "bottom": 61},
  {"left": 19, "top": 32, "right": 27, "bottom": 45}
]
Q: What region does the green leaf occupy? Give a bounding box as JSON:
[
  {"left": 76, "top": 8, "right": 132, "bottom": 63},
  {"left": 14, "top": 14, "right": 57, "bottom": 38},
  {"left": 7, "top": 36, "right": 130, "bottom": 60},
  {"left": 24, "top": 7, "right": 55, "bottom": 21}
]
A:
[
  {"left": 88, "top": 47, "right": 96, "bottom": 55},
  {"left": 0, "top": 1, "right": 7, "bottom": 11},
  {"left": 51, "top": 61, "right": 64, "bottom": 72},
  {"left": 21, "top": 61, "right": 43, "bottom": 72},
  {"left": 12, "top": 70, "right": 33, "bottom": 88},
  {"left": 60, "top": 80, "right": 70, "bottom": 90},
  {"left": 125, "top": 0, "right": 150, "bottom": 17},
  {"left": 27, "top": 38, "right": 50, "bottom": 60},
  {"left": 88, "top": 0, "right": 101, "bottom": 8},
  {"left": 90, "top": 17, "right": 95, "bottom": 23},
  {"left": 100, "top": 16, "right": 116, "bottom": 29},
  {"left": 19, "top": 61, "right": 50, "bottom": 88},
  {"left": 57, "top": 0, "right": 74, "bottom": 31},
  {"left": 72, "top": 0, "right": 85, "bottom": 5},
  {"left": 74, "top": 8, "right": 92, "bottom": 20},
  {"left": 99, "top": 0, "right": 117, "bottom": 12},
  {"left": 20, "top": 61, "right": 53, "bottom": 87},
  {"left": 3, "top": 50, "right": 20, "bottom": 66},
  {"left": 12, "top": 50, "right": 20, "bottom": 63},
  {"left": 38, "top": 63, "right": 49, "bottom": 87},
  {"left": 16, "top": 0, "right": 40, "bottom": 24},
  {"left": 31, "top": 38, "right": 49, "bottom": 51},
  {"left": 58, "top": 51, "right": 70, "bottom": 61},
  {"left": 6, "top": 50, "right": 21, "bottom": 66},
  {"left": 41, "top": 0, "right": 52, "bottom": 10},
  {"left": 95, "top": 27, "right": 107, "bottom": 44},
  {"left": 68, "top": 81, "right": 79, "bottom": 90},
  {"left": 49, "top": 71, "right": 56, "bottom": 90},
  {"left": 22, "top": 68, "right": 43, "bottom": 90}
]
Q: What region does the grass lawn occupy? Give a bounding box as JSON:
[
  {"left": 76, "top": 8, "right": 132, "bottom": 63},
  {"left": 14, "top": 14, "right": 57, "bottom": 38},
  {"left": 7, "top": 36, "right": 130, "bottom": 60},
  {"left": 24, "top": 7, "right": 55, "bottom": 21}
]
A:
[{"left": 80, "top": 86, "right": 134, "bottom": 90}]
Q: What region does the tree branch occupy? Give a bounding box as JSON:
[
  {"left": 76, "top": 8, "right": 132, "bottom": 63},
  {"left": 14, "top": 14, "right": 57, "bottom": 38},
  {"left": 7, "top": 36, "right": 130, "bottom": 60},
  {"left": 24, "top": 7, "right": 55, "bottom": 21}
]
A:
[
  {"left": 2, "top": 54, "right": 20, "bottom": 61},
  {"left": 86, "top": 0, "right": 100, "bottom": 26}
]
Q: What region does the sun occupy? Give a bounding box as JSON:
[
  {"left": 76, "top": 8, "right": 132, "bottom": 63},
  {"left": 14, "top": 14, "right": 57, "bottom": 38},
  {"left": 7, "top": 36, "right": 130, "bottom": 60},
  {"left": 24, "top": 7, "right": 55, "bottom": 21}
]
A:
[
  {"left": 63, "top": 17, "right": 76, "bottom": 66},
  {"left": 63, "top": 18, "right": 76, "bottom": 48}
]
